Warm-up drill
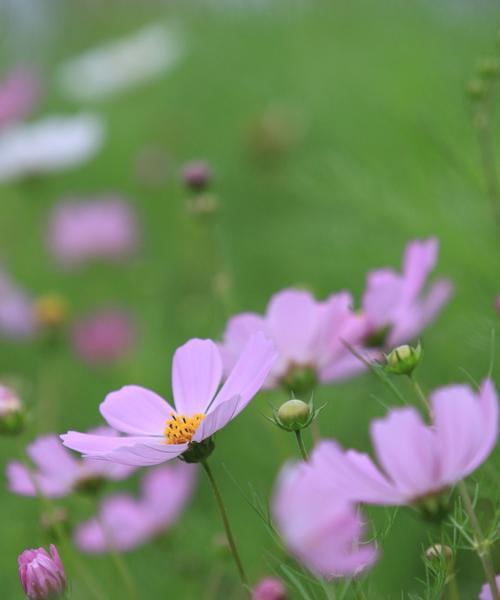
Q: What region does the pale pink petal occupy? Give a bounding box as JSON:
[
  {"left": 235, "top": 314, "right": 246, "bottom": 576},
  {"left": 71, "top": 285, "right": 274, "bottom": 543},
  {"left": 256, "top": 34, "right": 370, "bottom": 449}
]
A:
[
  {"left": 27, "top": 435, "right": 79, "bottom": 485},
  {"left": 62, "top": 431, "right": 168, "bottom": 454},
  {"left": 219, "top": 312, "right": 267, "bottom": 374},
  {"left": 362, "top": 269, "right": 404, "bottom": 329},
  {"left": 479, "top": 575, "right": 500, "bottom": 600},
  {"left": 401, "top": 238, "right": 438, "bottom": 305},
  {"left": 192, "top": 396, "right": 242, "bottom": 441},
  {"left": 319, "top": 348, "right": 381, "bottom": 382},
  {"left": 6, "top": 461, "right": 69, "bottom": 497}
]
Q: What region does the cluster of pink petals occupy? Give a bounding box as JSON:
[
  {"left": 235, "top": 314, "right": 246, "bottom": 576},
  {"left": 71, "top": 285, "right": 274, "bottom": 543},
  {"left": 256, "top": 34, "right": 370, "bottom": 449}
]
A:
[
  {"left": 361, "top": 238, "right": 453, "bottom": 347},
  {"left": 71, "top": 308, "right": 136, "bottom": 365},
  {"left": 61, "top": 333, "right": 277, "bottom": 466},
  {"left": 7, "top": 431, "right": 134, "bottom": 498},
  {"left": 75, "top": 462, "right": 197, "bottom": 553},
  {"left": 479, "top": 576, "right": 500, "bottom": 600},
  {"left": 0, "top": 267, "right": 37, "bottom": 339},
  {"left": 312, "top": 379, "right": 498, "bottom": 505},
  {"left": 18, "top": 544, "right": 66, "bottom": 600},
  {"left": 0, "top": 67, "right": 39, "bottom": 129},
  {"left": 220, "top": 288, "right": 367, "bottom": 388},
  {"left": 252, "top": 577, "right": 287, "bottom": 600},
  {"left": 47, "top": 197, "right": 139, "bottom": 267},
  {"left": 273, "top": 458, "right": 378, "bottom": 579}
]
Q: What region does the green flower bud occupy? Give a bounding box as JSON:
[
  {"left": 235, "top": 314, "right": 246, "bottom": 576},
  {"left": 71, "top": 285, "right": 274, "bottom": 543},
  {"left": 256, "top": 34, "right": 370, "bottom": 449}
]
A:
[
  {"left": 0, "top": 384, "right": 25, "bottom": 435},
  {"left": 277, "top": 399, "right": 312, "bottom": 431},
  {"left": 467, "top": 78, "right": 487, "bottom": 101},
  {"left": 477, "top": 57, "right": 499, "bottom": 79},
  {"left": 385, "top": 343, "right": 422, "bottom": 376}
]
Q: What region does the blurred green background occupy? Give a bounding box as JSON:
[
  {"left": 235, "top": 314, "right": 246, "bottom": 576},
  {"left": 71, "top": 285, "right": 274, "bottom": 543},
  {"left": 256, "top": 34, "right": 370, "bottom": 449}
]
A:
[{"left": 0, "top": 0, "right": 499, "bottom": 597}]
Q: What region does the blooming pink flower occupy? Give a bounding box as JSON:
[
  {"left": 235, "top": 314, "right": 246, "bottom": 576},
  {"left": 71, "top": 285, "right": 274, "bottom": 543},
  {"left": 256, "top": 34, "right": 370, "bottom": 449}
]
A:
[
  {"left": 220, "top": 288, "right": 369, "bottom": 391},
  {"left": 0, "top": 67, "right": 39, "bottom": 129},
  {"left": 0, "top": 267, "right": 37, "bottom": 339},
  {"left": 47, "top": 197, "right": 139, "bottom": 266},
  {"left": 252, "top": 577, "right": 287, "bottom": 600},
  {"left": 18, "top": 544, "right": 66, "bottom": 600},
  {"left": 312, "top": 379, "right": 498, "bottom": 505},
  {"left": 75, "top": 462, "right": 196, "bottom": 553},
  {"left": 479, "top": 576, "right": 500, "bottom": 600},
  {"left": 61, "top": 333, "right": 276, "bottom": 466},
  {"left": 273, "top": 458, "right": 377, "bottom": 579},
  {"left": 7, "top": 430, "right": 134, "bottom": 497},
  {"left": 361, "top": 238, "right": 453, "bottom": 347},
  {"left": 71, "top": 309, "right": 135, "bottom": 365}
]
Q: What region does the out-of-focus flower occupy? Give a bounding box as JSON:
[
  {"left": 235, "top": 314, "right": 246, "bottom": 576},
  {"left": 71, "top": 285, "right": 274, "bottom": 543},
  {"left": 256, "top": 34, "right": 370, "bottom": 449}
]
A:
[
  {"left": 0, "top": 67, "right": 39, "bottom": 129},
  {"left": 75, "top": 462, "right": 196, "bottom": 553},
  {"left": 18, "top": 544, "right": 66, "bottom": 600},
  {"left": 7, "top": 430, "right": 134, "bottom": 497},
  {"left": 34, "top": 294, "right": 69, "bottom": 332},
  {"left": 273, "top": 458, "right": 377, "bottom": 579},
  {"left": 58, "top": 24, "right": 183, "bottom": 102},
  {"left": 312, "top": 379, "right": 498, "bottom": 507},
  {"left": 361, "top": 238, "right": 453, "bottom": 348},
  {"left": 479, "top": 576, "right": 500, "bottom": 600},
  {"left": 495, "top": 296, "right": 500, "bottom": 314},
  {"left": 47, "top": 198, "right": 139, "bottom": 267},
  {"left": 134, "top": 145, "right": 170, "bottom": 188},
  {"left": 0, "top": 383, "right": 25, "bottom": 434},
  {"left": 71, "top": 309, "right": 136, "bottom": 365},
  {"left": 61, "top": 333, "right": 277, "bottom": 466},
  {"left": 182, "top": 161, "right": 212, "bottom": 191},
  {"left": 0, "top": 267, "right": 37, "bottom": 339},
  {"left": 0, "top": 113, "right": 104, "bottom": 182},
  {"left": 220, "top": 288, "right": 370, "bottom": 394},
  {"left": 252, "top": 577, "right": 287, "bottom": 600}
]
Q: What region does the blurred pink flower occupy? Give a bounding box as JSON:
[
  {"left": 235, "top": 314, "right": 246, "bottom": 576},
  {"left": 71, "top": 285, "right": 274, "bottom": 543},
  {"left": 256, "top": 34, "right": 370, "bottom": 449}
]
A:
[
  {"left": 361, "top": 238, "right": 453, "bottom": 347},
  {"left": 0, "top": 67, "right": 39, "bottom": 129},
  {"left": 18, "top": 544, "right": 66, "bottom": 600},
  {"left": 0, "top": 267, "right": 37, "bottom": 339},
  {"left": 273, "top": 458, "right": 378, "bottom": 580},
  {"left": 61, "top": 333, "right": 277, "bottom": 466},
  {"left": 252, "top": 577, "right": 287, "bottom": 600},
  {"left": 7, "top": 430, "right": 134, "bottom": 498},
  {"left": 182, "top": 160, "right": 212, "bottom": 190},
  {"left": 75, "top": 462, "right": 197, "bottom": 553},
  {"left": 71, "top": 309, "right": 136, "bottom": 365},
  {"left": 220, "top": 288, "right": 370, "bottom": 391},
  {"left": 313, "top": 379, "right": 498, "bottom": 505},
  {"left": 47, "top": 197, "right": 139, "bottom": 266},
  {"left": 0, "top": 383, "right": 21, "bottom": 416},
  {"left": 479, "top": 576, "right": 500, "bottom": 600}
]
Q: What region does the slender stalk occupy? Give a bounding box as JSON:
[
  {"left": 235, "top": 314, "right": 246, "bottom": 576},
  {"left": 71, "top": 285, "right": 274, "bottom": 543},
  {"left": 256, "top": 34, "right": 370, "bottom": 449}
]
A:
[
  {"left": 446, "top": 565, "right": 460, "bottom": 600},
  {"left": 408, "top": 374, "right": 431, "bottom": 415},
  {"left": 319, "top": 579, "right": 336, "bottom": 600},
  {"left": 201, "top": 460, "right": 249, "bottom": 591},
  {"left": 294, "top": 430, "right": 309, "bottom": 461},
  {"left": 457, "top": 481, "right": 499, "bottom": 600}
]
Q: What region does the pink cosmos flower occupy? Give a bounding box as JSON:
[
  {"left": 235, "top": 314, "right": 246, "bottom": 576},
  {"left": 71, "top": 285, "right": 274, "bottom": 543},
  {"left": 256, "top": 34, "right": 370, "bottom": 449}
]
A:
[
  {"left": 361, "top": 238, "right": 453, "bottom": 347},
  {"left": 7, "top": 430, "right": 134, "bottom": 497},
  {"left": 252, "top": 577, "right": 287, "bottom": 600},
  {"left": 0, "top": 267, "right": 37, "bottom": 339},
  {"left": 61, "top": 333, "right": 277, "bottom": 466},
  {"left": 220, "top": 288, "right": 369, "bottom": 392},
  {"left": 312, "top": 379, "right": 498, "bottom": 505},
  {"left": 479, "top": 576, "right": 500, "bottom": 600},
  {"left": 18, "top": 544, "right": 66, "bottom": 600},
  {"left": 47, "top": 197, "right": 139, "bottom": 266},
  {"left": 71, "top": 309, "right": 136, "bottom": 365},
  {"left": 273, "top": 458, "right": 378, "bottom": 579},
  {"left": 75, "top": 462, "right": 196, "bottom": 553},
  {"left": 0, "top": 67, "right": 39, "bottom": 129}
]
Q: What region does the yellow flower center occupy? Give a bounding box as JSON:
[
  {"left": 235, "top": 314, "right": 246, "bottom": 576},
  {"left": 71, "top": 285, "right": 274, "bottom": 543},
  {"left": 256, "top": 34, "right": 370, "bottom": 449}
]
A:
[{"left": 164, "top": 412, "right": 205, "bottom": 444}]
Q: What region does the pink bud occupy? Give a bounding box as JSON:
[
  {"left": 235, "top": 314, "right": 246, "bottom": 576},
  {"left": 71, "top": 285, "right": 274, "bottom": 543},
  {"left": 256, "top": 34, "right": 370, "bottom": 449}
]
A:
[
  {"left": 181, "top": 161, "right": 212, "bottom": 190},
  {"left": 18, "top": 544, "right": 67, "bottom": 600},
  {"left": 252, "top": 577, "right": 287, "bottom": 600}
]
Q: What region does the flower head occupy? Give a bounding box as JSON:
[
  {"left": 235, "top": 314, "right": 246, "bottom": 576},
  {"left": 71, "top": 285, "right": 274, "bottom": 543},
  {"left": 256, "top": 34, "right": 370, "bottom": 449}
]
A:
[
  {"left": 7, "top": 431, "right": 134, "bottom": 498},
  {"left": 0, "top": 267, "right": 37, "bottom": 339},
  {"left": 252, "top": 577, "right": 287, "bottom": 600},
  {"left": 479, "top": 576, "right": 500, "bottom": 600},
  {"left": 75, "top": 461, "right": 196, "bottom": 553},
  {"left": 61, "top": 333, "right": 276, "bottom": 466},
  {"left": 18, "top": 544, "right": 66, "bottom": 600},
  {"left": 182, "top": 160, "right": 212, "bottom": 191},
  {"left": 0, "top": 383, "right": 25, "bottom": 434},
  {"left": 0, "top": 67, "right": 39, "bottom": 129},
  {"left": 312, "top": 379, "right": 498, "bottom": 507}
]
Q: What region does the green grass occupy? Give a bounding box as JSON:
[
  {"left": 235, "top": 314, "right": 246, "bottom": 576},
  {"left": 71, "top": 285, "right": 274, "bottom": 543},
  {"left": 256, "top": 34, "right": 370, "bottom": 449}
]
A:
[{"left": 0, "top": 1, "right": 499, "bottom": 597}]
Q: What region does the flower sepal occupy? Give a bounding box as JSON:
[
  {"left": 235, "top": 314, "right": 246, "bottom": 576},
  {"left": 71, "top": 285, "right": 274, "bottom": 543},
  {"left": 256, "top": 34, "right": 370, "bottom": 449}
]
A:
[
  {"left": 269, "top": 397, "right": 323, "bottom": 433},
  {"left": 385, "top": 343, "right": 422, "bottom": 376},
  {"left": 180, "top": 437, "right": 215, "bottom": 464}
]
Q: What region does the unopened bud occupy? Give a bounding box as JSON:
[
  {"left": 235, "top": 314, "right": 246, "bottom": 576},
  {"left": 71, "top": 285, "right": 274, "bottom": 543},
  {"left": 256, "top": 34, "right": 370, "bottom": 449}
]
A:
[
  {"left": 477, "top": 57, "right": 500, "bottom": 79},
  {"left": 275, "top": 399, "right": 312, "bottom": 431},
  {"left": 0, "top": 384, "right": 25, "bottom": 435},
  {"left": 212, "top": 532, "right": 231, "bottom": 560},
  {"left": 41, "top": 507, "right": 71, "bottom": 541},
  {"left": 385, "top": 343, "right": 422, "bottom": 376},
  {"left": 18, "top": 544, "right": 67, "bottom": 600},
  {"left": 467, "top": 78, "right": 487, "bottom": 101},
  {"left": 182, "top": 161, "right": 212, "bottom": 191},
  {"left": 425, "top": 544, "right": 453, "bottom": 563},
  {"left": 186, "top": 193, "right": 218, "bottom": 217},
  {"left": 34, "top": 294, "right": 69, "bottom": 331}
]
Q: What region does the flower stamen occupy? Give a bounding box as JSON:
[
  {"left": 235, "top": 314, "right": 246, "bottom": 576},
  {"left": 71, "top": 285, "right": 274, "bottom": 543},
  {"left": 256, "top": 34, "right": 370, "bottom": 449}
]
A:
[{"left": 164, "top": 412, "right": 205, "bottom": 444}]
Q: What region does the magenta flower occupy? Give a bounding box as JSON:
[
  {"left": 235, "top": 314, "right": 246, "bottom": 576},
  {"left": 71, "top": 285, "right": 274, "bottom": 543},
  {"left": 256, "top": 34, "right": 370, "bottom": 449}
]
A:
[
  {"left": 0, "top": 267, "right": 37, "bottom": 339},
  {"left": 75, "top": 462, "right": 196, "bottom": 553},
  {"left": 47, "top": 197, "right": 139, "bottom": 266},
  {"left": 71, "top": 309, "right": 136, "bottom": 365},
  {"left": 361, "top": 238, "right": 453, "bottom": 347},
  {"left": 479, "top": 576, "right": 500, "bottom": 600},
  {"left": 7, "top": 430, "right": 133, "bottom": 497},
  {"left": 61, "top": 333, "right": 276, "bottom": 466},
  {"left": 273, "top": 459, "right": 378, "bottom": 579},
  {"left": 182, "top": 160, "right": 212, "bottom": 190},
  {"left": 0, "top": 67, "right": 39, "bottom": 129},
  {"left": 220, "top": 288, "right": 369, "bottom": 393},
  {"left": 18, "top": 544, "right": 66, "bottom": 600},
  {"left": 252, "top": 577, "right": 287, "bottom": 600},
  {"left": 313, "top": 379, "right": 498, "bottom": 505}
]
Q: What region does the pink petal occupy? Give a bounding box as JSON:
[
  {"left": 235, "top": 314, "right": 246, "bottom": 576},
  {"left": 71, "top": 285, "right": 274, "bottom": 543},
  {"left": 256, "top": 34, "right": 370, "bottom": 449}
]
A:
[
  {"left": 401, "top": 238, "right": 438, "bottom": 305},
  {"left": 219, "top": 312, "right": 267, "bottom": 374},
  {"left": 193, "top": 396, "right": 242, "bottom": 441},
  {"left": 6, "top": 461, "right": 69, "bottom": 497},
  {"left": 27, "top": 435, "right": 79, "bottom": 485},
  {"left": 362, "top": 269, "right": 404, "bottom": 329}
]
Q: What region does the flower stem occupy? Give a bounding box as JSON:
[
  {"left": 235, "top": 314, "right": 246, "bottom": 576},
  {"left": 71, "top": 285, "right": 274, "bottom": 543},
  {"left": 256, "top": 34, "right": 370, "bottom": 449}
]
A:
[
  {"left": 446, "top": 565, "right": 460, "bottom": 600},
  {"left": 294, "top": 430, "right": 309, "bottom": 461},
  {"left": 408, "top": 374, "right": 431, "bottom": 415},
  {"left": 201, "top": 460, "right": 249, "bottom": 591},
  {"left": 457, "top": 481, "right": 499, "bottom": 600}
]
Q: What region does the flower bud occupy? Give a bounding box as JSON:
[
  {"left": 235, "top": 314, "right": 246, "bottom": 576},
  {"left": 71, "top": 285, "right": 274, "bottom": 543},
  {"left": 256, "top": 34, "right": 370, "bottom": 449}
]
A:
[
  {"left": 186, "top": 193, "right": 218, "bottom": 217},
  {"left": 40, "top": 507, "right": 71, "bottom": 541},
  {"left": 467, "top": 78, "right": 487, "bottom": 101},
  {"left": 425, "top": 544, "right": 453, "bottom": 564},
  {"left": 477, "top": 57, "right": 499, "bottom": 79},
  {"left": 182, "top": 161, "right": 212, "bottom": 191},
  {"left": 18, "top": 544, "right": 67, "bottom": 600},
  {"left": 385, "top": 343, "right": 422, "bottom": 376},
  {"left": 495, "top": 295, "right": 500, "bottom": 314},
  {"left": 34, "top": 294, "right": 69, "bottom": 331},
  {"left": 276, "top": 399, "right": 312, "bottom": 431},
  {"left": 252, "top": 577, "right": 287, "bottom": 600},
  {"left": 0, "top": 384, "right": 25, "bottom": 435}
]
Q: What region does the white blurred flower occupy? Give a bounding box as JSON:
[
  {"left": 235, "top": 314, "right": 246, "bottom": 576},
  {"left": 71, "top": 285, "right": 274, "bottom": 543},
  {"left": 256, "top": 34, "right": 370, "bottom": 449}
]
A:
[
  {"left": 58, "top": 24, "right": 183, "bottom": 102},
  {"left": 0, "top": 113, "right": 105, "bottom": 181}
]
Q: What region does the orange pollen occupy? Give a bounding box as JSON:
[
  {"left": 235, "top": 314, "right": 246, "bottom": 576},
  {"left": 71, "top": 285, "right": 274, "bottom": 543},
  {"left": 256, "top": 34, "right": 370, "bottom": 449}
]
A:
[{"left": 164, "top": 412, "right": 205, "bottom": 444}]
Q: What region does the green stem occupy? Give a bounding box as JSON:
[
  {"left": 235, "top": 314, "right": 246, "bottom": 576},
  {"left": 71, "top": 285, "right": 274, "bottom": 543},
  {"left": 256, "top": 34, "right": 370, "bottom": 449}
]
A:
[
  {"left": 201, "top": 460, "right": 249, "bottom": 591},
  {"left": 408, "top": 374, "right": 431, "bottom": 414},
  {"left": 446, "top": 564, "right": 460, "bottom": 600},
  {"left": 457, "top": 481, "right": 499, "bottom": 600},
  {"left": 294, "top": 430, "right": 309, "bottom": 461}
]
